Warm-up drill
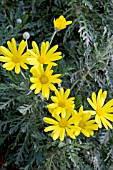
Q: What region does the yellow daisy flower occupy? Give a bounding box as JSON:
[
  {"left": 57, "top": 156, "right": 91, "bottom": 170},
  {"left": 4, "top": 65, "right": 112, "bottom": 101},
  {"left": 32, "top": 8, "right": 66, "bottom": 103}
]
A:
[
  {"left": 53, "top": 15, "right": 72, "bottom": 31},
  {"left": 47, "top": 87, "right": 75, "bottom": 118},
  {"left": 30, "top": 65, "right": 62, "bottom": 100},
  {"left": 73, "top": 106, "right": 98, "bottom": 137},
  {"left": 27, "top": 41, "right": 62, "bottom": 67},
  {"left": 0, "top": 38, "right": 29, "bottom": 74},
  {"left": 87, "top": 89, "right": 113, "bottom": 130},
  {"left": 43, "top": 110, "right": 80, "bottom": 141}
]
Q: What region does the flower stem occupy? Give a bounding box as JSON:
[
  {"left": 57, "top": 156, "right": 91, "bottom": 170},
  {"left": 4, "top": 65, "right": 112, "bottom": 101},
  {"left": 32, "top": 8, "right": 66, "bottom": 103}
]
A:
[
  {"left": 26, "top": 39, "right": 28, "bottom": 50},
  {"left": 21, "top": 69, "right": 27, "bottom": 79},
  {"left": 49, "top": 30, "right": 57, "bottom": 46}
]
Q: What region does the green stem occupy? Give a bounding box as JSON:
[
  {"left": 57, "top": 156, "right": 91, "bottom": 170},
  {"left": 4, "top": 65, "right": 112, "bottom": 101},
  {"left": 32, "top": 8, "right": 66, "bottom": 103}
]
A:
[
  {"left": 49, "top": 30, "right": 57, "bottom": 46},
  {"left": 21, "top": 69, "right": 27, "bottom": 79},
  {"left": 26, "top": 39, "right": 28, "bottom": 50}
]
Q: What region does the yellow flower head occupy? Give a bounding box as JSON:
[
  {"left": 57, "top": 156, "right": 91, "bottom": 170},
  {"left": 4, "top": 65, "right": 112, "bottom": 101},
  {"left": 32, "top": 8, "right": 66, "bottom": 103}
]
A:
[
  {"left": 47, "top": 87, "right": 75, "bottom": 118},
  {"left": 30, "top": 65, "right": 62, "bottom": 100},
  {"left": 27, "top": 41, "right": 62, "bottom": 67},
  {"left": 53, "top": 15, "right": 72, "bottom": 31},
  {"left": 87, "top": 89, "right": 113, "bottom": 130},
  {"left": 0, "top": 38, "right": 29, "bottom": 74},
  {"left": 43, "top": 110, "right": 79, "bottom": 141},
  {"left": 73, "top": 106, "right": 98, "bottom": 137}
]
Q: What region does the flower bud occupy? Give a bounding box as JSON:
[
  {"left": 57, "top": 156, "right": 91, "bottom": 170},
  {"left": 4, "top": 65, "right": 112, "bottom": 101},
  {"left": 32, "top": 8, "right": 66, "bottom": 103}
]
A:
[
  {"left": 16, "top": 18, "right": 22, "bottom": 24},
  {"left": 23, "top": 32, "right": 30, "bottom": 40}
]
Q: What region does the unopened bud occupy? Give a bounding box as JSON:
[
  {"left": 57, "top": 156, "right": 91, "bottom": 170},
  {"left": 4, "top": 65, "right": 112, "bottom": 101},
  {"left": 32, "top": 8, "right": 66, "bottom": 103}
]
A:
[
  {"left": 23, "top": 32, "right": 30, "bottom": 40},
  {"left": 16, "top": 18, "right": 22, "bottom": 24}
]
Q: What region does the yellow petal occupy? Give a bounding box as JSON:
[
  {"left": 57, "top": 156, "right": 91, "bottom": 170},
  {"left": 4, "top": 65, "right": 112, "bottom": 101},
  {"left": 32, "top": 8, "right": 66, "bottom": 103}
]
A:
[
  {"left": 105, "top": 107, "right": 113, "bottom": 112},
  {"left": 81, "top": 129, "right": 90, "bottom": 137},
  {"left": 0, "top": 56, "right": 12, "bottom": 62},
  {"left": 15, "top": 63, "right": 20, "bottom": 74},
  {"left": 27, "top": 58, "right": 38, "bottom": 65},
  {"left": 55, "top": 89, "right": 61, "bottom": 99},
  {"left": 34, "top": 88, "right": 41, "bottom": 94},
  {"left": 34, "top": 84, "right": 42, "bottom": 94},
  {"left": 103, "top": 99, "right": 113, "bottom": 110},
  {"left": 54, "top": 107, "right": 62, "bottom": 115},
  {"left": 18, "top": 40, "right": 26, "bottom": 55},
  {"left": 47, "top": 52, "right": 62, "bottom": 61},
  {"left": 79, "top": 106, "right": 83, "bottom": 113},
  {"left": 87, "top": 98, "right": 96, "bottom": 110},
  {"left": 49, "top": 74, "right": 62, "bottom": 83},
  {"left": 30, "top": 84, "right": 37, "bottom": 90},
  {"left": 74, "top": 129, "right": 81, "bottom": 136},
  {"left": 60, "top": 87, "right": 64, "bottom": 97},
  {"left": 40, "top": 42, "right": 45, "bottom": 56},
  {"left": 105, "top": 113, "right": 113, "bottom": 121},
  {"left": 7, "top": 41, "right": 14, "bottom": 54},
  {"left": 83, "top": 110, "right": 96, "bottom": 115},
  {"left": 52, "top": 128, "right": 60, "bottom": 140},
  {"left": 0, "top": 46, "right": 13, "bottom": 57},
  {"left": 41, "top": 41, "right": 49, "bottom": 56},
  {"left": 51, "top": 96, "right": 59, "bottom": 103},
  {"left": 66, "top": 21, "right": 72, "bottom": 25},
  {"left": 82, "top": 112, "right": 91, "bottom": 122},
  {"left": 85, "top": 119, "right": 95, "bottom": 125},
  {"left": 86, "top": 123, "right": 98, "bottom": 130},
  {"left": 66, "top": 128, "right": 75, "bottom": 139},
  {"left": 100, "top": 117, "right": 112, "bottom": 130},
  {"left": 47, "top": 103, "right": 58, "bottom": 109},
  {"left": 42, "top": 86, "right": 50, "bottom": 100},
  {"left": 64, "top": 89, "right": 70, "bottom": 99},
  {"left": 46, "top": 45, "right": 58, "bottom": 56},
  {"left": 32, "top": 41, "right": 40, "bottom": 56},
  {"left": 92, "top": 92, "right": 97, "bottom": 105},
  {"left": 68, "top": 116, "right": 75, "bottom": 125},
  {"left": 30, "top": 66, "right": 41, "bottom": 77},
  {"left": 20, "top": 62, "right": 28, "bottom": 69},
  {"left": 45, "top": 64, "right": 52, "bottom": 73},
  {"left": 88, "top": 130, "right": 94, "bottom": 136},
  {"left": 60, "top": 128, "right": 65, "bottom": 141},
  {"left": 43, "top": 117, "right": 58, "bottom": 125},
  {"left": 11, "top": 38, "right": 17, "bottom": 54},
  {"left": 44, "top": 125, "right": 56, "bottom": 132},
  {"left": 100, "top": 91, "right": 107, "bottom": 106},
  {"left": 97, "top": 89, "right": 102, "bottom": 107},
  {"left": 61, "top": 108, "right": 66, "bottom": 118},
  {"left": 30, "top": 77, "right": 38, "bottom": 83},
  {"left": 3, "top": 62, "right": 15, "bottom": 70},
  {"left": 27, "top": 49, "right": 38, "bottom": 58},
  {"left": 65, "top": 110, "right": 72, "bottom": 120},
  {"left": 95, "top": 114, "right": 102, "bottom": 128},
  {"left": 52, "top": 114, "right": 61, "bottom": 122}
]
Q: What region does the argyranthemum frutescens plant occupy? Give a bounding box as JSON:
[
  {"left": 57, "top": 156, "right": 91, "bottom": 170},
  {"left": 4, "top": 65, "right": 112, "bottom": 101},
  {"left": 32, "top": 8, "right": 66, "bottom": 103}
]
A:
[
  {"left": 0, "top": 15, "right": 113, "bottom": 144},
  {"left": 43, "top": 88, "right": 99, "bottom": 141},
  {"left": 30, "top": 64, "right": 62, "bottom": 100},
  {"left": 27, "top": 41, "right": 62, "bottom": 67},
  {"left": 47, "top": 87, "right": 75, "bottom": 118},
  {"left": 0, "top": 38, "right": 29, "bottom": 74},
  {"left": 87, "top": 89, "right": 113, "bottom": 130}
]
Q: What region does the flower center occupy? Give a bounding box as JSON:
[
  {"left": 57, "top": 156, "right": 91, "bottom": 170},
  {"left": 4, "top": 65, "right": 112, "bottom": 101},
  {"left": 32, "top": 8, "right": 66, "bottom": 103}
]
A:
[
  {"left": 96, "top": 107, "right": 104, "bottom": 116},
  {"left": 60, "top": 119, "right": 67, "bottom": 128},
  {"left": 79, "top": 121, "right": 86, "bottom": 129},
  {"left": 12, "top": 54, "right": 21, "bottom": 63},
  {"left": 38, "top": 56, "right": 46, "bottom": 64},
  {"left": 59, "top": 102, "right": 66, "bottom": 108},
  {"left": 40, "top": 75, "right": 49, "bottom": 84}
]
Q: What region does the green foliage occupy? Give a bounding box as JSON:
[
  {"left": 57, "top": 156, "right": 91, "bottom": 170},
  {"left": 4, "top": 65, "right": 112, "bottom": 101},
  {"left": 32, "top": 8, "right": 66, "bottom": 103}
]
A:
[{"left": 1, "top": 0, "right": 113, "bottom": 169}]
